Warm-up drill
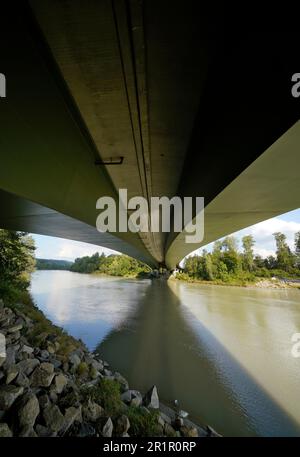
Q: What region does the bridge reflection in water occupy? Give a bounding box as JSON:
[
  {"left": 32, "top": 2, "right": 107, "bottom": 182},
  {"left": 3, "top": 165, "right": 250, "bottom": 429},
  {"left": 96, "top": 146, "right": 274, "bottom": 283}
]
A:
[{"left": 97, "top": 279, "right": 300, "bottom": 437}]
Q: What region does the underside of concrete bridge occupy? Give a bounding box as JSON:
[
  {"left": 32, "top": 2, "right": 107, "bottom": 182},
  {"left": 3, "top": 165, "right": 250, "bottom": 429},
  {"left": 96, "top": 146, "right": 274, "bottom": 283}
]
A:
[{"left": 0, "top": 2, "right": 299, "bottom": 269}]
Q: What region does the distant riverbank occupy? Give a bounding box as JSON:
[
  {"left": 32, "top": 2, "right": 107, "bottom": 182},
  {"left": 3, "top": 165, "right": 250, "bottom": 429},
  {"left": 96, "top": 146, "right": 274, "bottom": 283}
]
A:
[
  {"left": 94, "top": 272, "right": 300, "bottom": 290},
  {"left": 171, "top": 273, "right": 300, "bottom": 290},
  {"left": 36, "top": 266, "right": 300, "bottom": 291}
]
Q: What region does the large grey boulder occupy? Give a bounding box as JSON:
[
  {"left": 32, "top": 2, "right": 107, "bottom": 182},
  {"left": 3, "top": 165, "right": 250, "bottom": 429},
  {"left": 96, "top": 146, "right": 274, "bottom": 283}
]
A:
[
  {"left": 101, "top": 417, "right": 113, "bottom": 437},
  {"left": 160, "top": 412, "right": 172, "bottom": 425},
  {"left": 121, "top": 389, "right": 143, "bottom": 407},
  {"left": 6, "top": 364, "right": 19, "bottom": 384},
  {"left": 114, "top": 372, "right": 129, "bottom": 392},
  {"left": 54, "top": 373, "right": 68, "bottom": 394},
  {"left": 15, "top": 371, "right": 30, "bottom": 388},
  {"left": 68, "top": 353, "right": 81, "bottom": 368},
  {"left": 180, "top": 425, "right": 199, "bottom": 437},
  {"left": 43, "top": 404, "right": 65, "bottom": 432},
  {"left": 164, "top": 422, "right": 176, "bottom": 437},
  {"left": 49, "top": 357, "right": 62, "bottom": 370},
  {"left": 39, "top": 350, "right": 50, "bottom": 360},
  {"left": 17, "top": 358, "right": 40, "bottom": 376},
  {"left": 143, "top": 385, "right": 159, "bottom": 409},
  {"left": 120, "top": 390, "right": 131, "bottom": 403},
  {"left": 19, "top": 425, "right": 38, "bottom": 437},
  {"left": 0, "top": 423, "right": 13, "bottom": 437},
  {"left": 62, "top": 406, "right": 82, "bottom": 434},
  {"left": 35, "top": 424, "right": 56, "bottom": 437},
  {"left": 90, "top": 359, "right": 104, "bottom": 372},
  {"left": 115, "top": 415, "right": 130, "bottom": 435},
  {"left": 18, "top": 393, "right": 40, "bottom": 428},
  {"left": 3, "top": 346, "right": 16, "bottom": 370},
  {"left": 30, "top": 362, "right": 55, "bottom": 387},
  {"left": 0, "top": 385, "right": 24, "bottom": 410},
  {"left": 82, "top": 399, "right": 104, "bottom": 422},
  {"left": 20, "top": 345, "right": 34, "bottom": 355}
]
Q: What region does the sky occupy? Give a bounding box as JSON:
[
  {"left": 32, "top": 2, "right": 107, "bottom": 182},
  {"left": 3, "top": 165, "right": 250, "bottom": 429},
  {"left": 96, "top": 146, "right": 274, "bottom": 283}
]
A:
[
  {"left": 190, "top": 208, "right": 300, "bottom": 259},
  {"left": 31, "top": 208, "right": 300, "bottom": 262}
]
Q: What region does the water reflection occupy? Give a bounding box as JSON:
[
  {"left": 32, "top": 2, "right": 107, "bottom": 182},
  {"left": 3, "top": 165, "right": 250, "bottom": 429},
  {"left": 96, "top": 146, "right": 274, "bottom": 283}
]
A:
[
  {"left": 98, "top": 280, "right": 300, "bottom": 437},
  {"left": 30, "top": 270, "right": 151, "bottom": 349},
  {"left": 168, "top": 281, "right": 300, "bottom": 431},
  {"left": 31, "top": 271, "right": 300, "bottom": 436}
]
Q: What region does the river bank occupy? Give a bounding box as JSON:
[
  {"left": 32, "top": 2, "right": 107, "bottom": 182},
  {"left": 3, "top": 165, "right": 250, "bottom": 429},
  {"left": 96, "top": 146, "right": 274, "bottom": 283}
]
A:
[
  {"left": 0, "top": 292, "right": 218, "bottom": 438},
  {"left": 83, "top": 269, "right": 300, "bottom": 291},
  {"left": 36, "top": 262, "right": 300, "bottom": 291},
  {"left": 171, "top": 274, "right": 300, "bottom": 290}
]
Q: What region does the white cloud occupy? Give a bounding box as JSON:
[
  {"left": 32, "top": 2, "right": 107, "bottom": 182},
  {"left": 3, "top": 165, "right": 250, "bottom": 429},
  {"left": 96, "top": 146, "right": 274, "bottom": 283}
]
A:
[
  {"left": 32, "top": 234, "right": 119, "bottom": 261},
  {"left": 187, "top": 214, "right": 300, "bottom": 260},
  {"left": 236, "top": 217, "right": 300, "bottom": 257},
  {"left": 58, "top": 240, "right": 116, "bottom": 260}
]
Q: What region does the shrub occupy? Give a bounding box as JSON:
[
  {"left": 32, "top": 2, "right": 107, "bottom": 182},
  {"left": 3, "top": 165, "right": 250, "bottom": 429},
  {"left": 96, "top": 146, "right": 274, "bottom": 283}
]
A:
[
  {"left": 174, "top": 272, "right": 190, "bottom": 281},
  {"left": 81, "top": 378, "right": 123, "bottom": 416},
  {"left": 126, "top": 406, "right": 160, "bottom": 437},
  {"left": 77, "top": 362, "right": 89, "bottom": 377},
  {"left": 0, "top": 230, "right": 35, "bottom": 298}
]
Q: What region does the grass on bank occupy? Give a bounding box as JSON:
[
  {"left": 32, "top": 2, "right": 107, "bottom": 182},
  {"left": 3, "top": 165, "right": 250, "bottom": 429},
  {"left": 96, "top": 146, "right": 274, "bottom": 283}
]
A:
[
  {"left": 173, "top": 270, "right": 300, "bottom": 288},
  {"left": 80, "top": 379, "right": 160, "bottom": 436},
  {"left": 173, "top": 271, "right": 255, "bottom": 287},
  {"left": 81, "top": 378, "right": 123, "bottom": 416},
  {"left": 125, "top": 406, "right": 160, "bottom": 436}
]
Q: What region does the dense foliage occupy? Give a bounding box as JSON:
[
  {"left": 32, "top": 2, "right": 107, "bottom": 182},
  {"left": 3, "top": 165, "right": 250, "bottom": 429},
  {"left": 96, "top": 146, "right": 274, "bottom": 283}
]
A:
[
  {"left": 181, "top": 231, "right": 300, "bottom": 284},
  {"left": 70, "top": 252, "right": 151, "bottom": 277},
  {"left": 36, "top": 258, "right": 72, "bottom": 270},
  {"left": 70, "top": 253, "right": 102, "bottom": 274},
  {"left": 0, "top": 229, "right": 36, "bottom": 299}
]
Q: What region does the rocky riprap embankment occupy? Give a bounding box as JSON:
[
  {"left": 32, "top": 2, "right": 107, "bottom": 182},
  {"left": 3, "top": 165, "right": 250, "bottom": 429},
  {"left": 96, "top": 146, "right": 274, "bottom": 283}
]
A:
[{"left": 0, "top": 297, "right": 218, "bottom": 438}]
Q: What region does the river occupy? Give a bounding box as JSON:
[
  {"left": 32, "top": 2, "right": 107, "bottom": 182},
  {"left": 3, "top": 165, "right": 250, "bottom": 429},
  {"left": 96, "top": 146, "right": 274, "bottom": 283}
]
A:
[{"left": 30, "top": 270, "right": 300, "bottom": 436}]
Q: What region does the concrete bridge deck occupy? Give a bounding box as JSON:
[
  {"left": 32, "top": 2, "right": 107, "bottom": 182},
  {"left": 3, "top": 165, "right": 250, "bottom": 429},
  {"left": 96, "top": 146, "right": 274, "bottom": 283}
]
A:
[{"left": 0, "top": 2, "right": 299, "bottom": 268}]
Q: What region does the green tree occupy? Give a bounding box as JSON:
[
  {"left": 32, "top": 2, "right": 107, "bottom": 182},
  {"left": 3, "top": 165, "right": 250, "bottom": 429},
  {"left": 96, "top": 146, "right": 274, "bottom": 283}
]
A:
[
  {"left": 71, "top": 252, "right": 100, "bottom": 273},
  {"left": 295, "top": 232, "right": 300, "bottom": 268},
  {"left": 0, "top": 230, "right": 36, "bottom": 297},
  {"left": 241, "top": 235, "right": 255, "bottom": 271},
  {"left": 254, "top": 254, "right": 264, "bottom": 269},
  {"left": 212, "top": 240, "right": 223, "bottom": 259},
  {"left": 273, "top": 232, "right": 294, "bottom": 271},
  {"left": 36, "top": 259, "right": 72, "bottom": 270},
  {"left": 221, "top": 236, "right": 241, "bottom": 274},
  {"left": 264, "top": 255, "right": 277, "bottom": 270},
  {"left": 71, "top": 252, "right": 150, "bottom": 277},
  {"left": 184, "top": 255, "right": 199, "bottom": 278},
  {"left": 216, "top": 261, "right": 229, "bottom": 281},
  {"left": 203, "top": 252, "right": 214, "bottom": 280}
]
